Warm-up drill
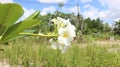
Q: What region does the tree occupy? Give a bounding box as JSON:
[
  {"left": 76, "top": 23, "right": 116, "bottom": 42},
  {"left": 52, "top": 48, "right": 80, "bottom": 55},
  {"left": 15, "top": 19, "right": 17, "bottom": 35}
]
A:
[
  {"left": 103, "top": 23, "right": 111, "bottom": 33},
  {"left": 83, "top": 18, "right": 110, "bottom": 34},
  {"left": 114, "top": 20, "right": 120, "bottom": 34}
]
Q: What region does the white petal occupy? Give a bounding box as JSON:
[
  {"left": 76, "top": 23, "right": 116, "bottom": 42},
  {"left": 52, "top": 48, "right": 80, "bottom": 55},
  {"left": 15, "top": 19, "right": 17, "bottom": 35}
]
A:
[
  {"left": 67, "top": 36, "right": 74, "bottom": 42},
  {"left": 58, "top": 28, "right": 65, "bottom": 36},
  {"left": 49, "top": 39, "right": 58, "bottom": 49},
  {"left": 58, "top": 36, "right": 63, "bottom": 44},
  {"left": 69, "top": 30, "right": 76, "bottom": 37},
  {"left": 58, "top": 36, "right": 70, "bottom": 46},
  {"left": 51, "top": 43, "right": 57, "bottom": 49}
]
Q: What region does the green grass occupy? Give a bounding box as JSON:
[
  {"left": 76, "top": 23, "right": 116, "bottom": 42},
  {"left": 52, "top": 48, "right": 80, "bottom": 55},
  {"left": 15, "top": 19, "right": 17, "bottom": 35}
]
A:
[{"left": 0, "top": 36, "right": 120, "bottom": 67}]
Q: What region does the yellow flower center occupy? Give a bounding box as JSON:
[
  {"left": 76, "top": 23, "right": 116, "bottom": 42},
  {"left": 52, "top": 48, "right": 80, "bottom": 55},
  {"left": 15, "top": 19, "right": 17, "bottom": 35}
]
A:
[{"left": 63, "top": 31, "right": 68, "bottom": 38}]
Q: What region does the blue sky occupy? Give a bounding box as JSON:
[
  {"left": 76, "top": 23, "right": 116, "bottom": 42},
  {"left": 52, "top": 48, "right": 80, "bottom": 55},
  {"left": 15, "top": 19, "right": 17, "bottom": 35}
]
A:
[{"left": 1, "top": 0, "right": 120, "bottom": 26}]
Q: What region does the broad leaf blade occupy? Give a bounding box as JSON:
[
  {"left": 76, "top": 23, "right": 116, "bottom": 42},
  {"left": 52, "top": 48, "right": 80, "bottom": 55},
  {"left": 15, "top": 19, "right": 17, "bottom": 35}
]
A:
[
  {"left": 25, "top": 11, "right": 40, "bottom": 20},
  {"left": 0, "top": 3, "right": 23, "bottom": 35},
  {"left": 1, "top": 19, "right": 40, "bottom": 43},
  {"left": 1, "top": 30, "right": 37, "bottom": 43}
]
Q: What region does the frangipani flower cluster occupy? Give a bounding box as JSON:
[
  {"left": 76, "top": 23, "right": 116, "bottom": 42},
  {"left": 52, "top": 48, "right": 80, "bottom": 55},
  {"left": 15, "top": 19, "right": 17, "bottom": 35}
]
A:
[{"left": 50, "top": 17, "right": 76, "bottom": 53}]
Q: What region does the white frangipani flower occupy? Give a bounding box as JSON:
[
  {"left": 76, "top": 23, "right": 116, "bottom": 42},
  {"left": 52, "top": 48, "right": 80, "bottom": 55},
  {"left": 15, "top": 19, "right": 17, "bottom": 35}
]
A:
[
  {"left": 58, "top": 25, "right": 76, "bottom": 46},
  {"left": 50, "top": 17, "right": 76, "bottom": 53}
]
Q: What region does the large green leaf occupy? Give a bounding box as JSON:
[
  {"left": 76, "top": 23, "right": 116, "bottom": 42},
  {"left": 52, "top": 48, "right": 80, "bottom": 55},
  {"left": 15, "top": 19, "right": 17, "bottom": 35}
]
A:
[
  {"left": 0, "top": 3, "right": 23, "bottom": 35},
  {"left": 1, "top": 19, "right": 41, "bottom": 43},
  {"left": 25, "top": 11, "right": 40, "bottom": 20},
  {"left": 1, "top": 30, "right": 36, "bottom": 43}
]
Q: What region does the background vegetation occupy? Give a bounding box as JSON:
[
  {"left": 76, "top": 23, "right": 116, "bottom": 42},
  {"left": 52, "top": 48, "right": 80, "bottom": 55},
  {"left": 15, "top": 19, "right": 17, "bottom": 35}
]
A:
[{"left": 0, "top": 37, "right": 120, "bottom": 67}]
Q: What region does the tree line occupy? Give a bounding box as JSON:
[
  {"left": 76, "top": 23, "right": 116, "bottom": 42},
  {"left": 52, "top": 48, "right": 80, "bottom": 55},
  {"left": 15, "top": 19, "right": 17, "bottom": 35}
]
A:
[{"left": 32, "top": 11, "right": 120, "bottom": 35}]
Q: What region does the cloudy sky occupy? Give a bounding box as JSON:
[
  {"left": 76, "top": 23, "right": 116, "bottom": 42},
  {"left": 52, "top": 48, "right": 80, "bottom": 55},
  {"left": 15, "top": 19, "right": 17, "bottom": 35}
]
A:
[{"left": 0, "top": 0, "right": 120, "bottom": 25}]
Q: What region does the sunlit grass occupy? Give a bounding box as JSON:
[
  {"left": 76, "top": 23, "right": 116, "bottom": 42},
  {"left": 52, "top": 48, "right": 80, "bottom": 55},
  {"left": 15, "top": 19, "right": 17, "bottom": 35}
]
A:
[{"left": 0, "top": 36, "right": 120, "bottom": 67}]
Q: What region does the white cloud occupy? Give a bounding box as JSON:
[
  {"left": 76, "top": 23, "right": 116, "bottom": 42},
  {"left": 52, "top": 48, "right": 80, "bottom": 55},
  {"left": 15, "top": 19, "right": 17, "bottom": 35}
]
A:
[
  {"left": 0, "top": 0, "right": 13, "bottom": 3},
  {"left": 37, "top": 0, "right": 67, "bottom": 3},
  {"left": 68, "top": 6, "right": 78, "bottom": 13},
  {"left": 114, "top": 18, "right": 120, "bottom": 22},
  {"left": 83, "top": 4, "right": 94, "bottom": 10},
  {"left": 98, "top": 10, "right": 109, "bottom": 19},
  {"left": 40, "top": 6, "right": 79, "bottom": 16},
  {"left": 83, "top": 4, "right": 99, "bottom": 19},
  {"left": 83, "top": 4, "right": 109, "bottom": 19},
  {"left": 41, "top": 6, "right": 56, "bottom": 15},
  {"left": 98, "top": 0, "right": 107, "bottom": 7},
  {"left": 98, "top": 0, "right": 120, "bottom": 19},
  {"left": 83, "top": 9, "right": 98, "bottom": 19},
  {"left": 82, "top": 0, "right": 120, "bottom": 25},
  {"left": 80, "top": 0, "right": 92, "bottom": 3},
  {"left": 19, "top": 7, "right": 36, "bottom": 21},
  {"left": 61, "top": 6, "right": 80, "bottom": 14}
]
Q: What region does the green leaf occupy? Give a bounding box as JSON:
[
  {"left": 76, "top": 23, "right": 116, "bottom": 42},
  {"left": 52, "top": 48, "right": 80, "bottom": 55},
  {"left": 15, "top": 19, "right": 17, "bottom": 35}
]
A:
[
  {"left": 25, "top": 11, "right": 40, "bottom": 20},
  {"left": 1, "top": 19, "right": 41, "bottom": 43},
  {"left": 1, "top": 30, "right": 36, "bottom": 43},
  {"left": 23, "top": 30, "right": 36, "bottom": 33},
  {"left": 0, "top": 3, "right": 23, "bottom": 35},
  {"left": 19, "top": 32, "right": 57, "bottom": 37}
]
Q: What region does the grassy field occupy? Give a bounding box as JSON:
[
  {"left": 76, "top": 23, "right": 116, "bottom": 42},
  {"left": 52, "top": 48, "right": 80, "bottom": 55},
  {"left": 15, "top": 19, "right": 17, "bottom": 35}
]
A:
[{"left": 0, "top": 36, "right": 120, "bottom": 67}]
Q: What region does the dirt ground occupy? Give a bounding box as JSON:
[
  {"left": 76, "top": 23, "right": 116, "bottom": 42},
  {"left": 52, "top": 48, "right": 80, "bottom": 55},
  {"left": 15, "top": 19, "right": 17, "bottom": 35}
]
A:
[
  {"left": 93, "top": 40, "right": 120, "bottom": 45},
  {"left": 0, "top": 60, "right": 10, "bottom": 67}
]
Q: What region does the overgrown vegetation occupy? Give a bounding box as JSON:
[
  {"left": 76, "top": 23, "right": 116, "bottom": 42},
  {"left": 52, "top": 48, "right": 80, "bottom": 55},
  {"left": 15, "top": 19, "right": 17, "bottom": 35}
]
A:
[
  {"left": 114, "top": 20, "right": 120, "bottom": 34},
  {"left": 0, "top": 37, "right": 120, "bottom": 67}
]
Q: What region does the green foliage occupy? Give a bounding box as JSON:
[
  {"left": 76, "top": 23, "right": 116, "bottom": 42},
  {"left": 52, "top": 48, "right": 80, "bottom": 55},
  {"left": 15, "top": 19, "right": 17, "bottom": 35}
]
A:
[
  {"left": 25, "top": 11, "right": 40, "bottom": 20},
  {"left": 1, "top": 38, "right": 120, "bottom": 67},
  {"left": 0, "top": 3, "right": 23, "bottom": 35},
  {"left": 36, "top": 14, "right": 52, "bottom": 34},
  {"left": 0, "top": 3, "right": 40, "bottom": 43},
  {"left": 114, "top": 20, "right": 120, "bottom": 34},
  {"left": 1, "top": 20, "right": 40, "bottom": 43},
  {"left": 83, "top": 18, "right": 111, "bottom": 34}
]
